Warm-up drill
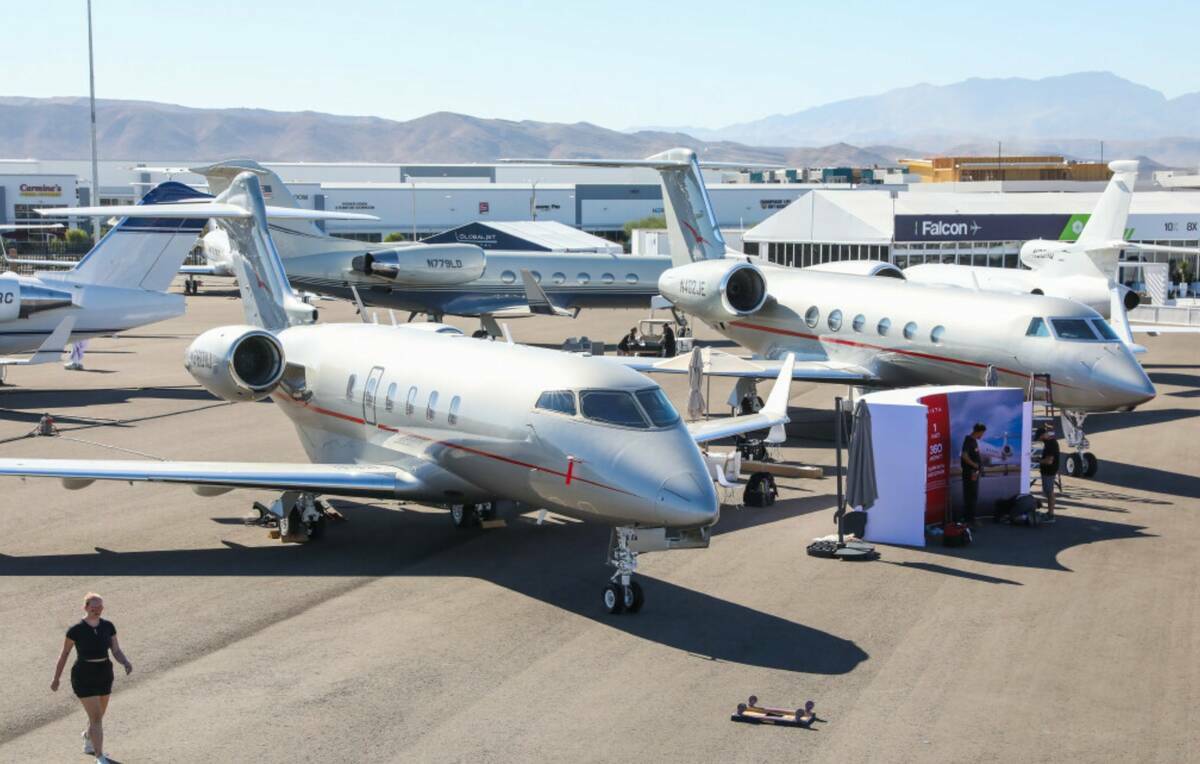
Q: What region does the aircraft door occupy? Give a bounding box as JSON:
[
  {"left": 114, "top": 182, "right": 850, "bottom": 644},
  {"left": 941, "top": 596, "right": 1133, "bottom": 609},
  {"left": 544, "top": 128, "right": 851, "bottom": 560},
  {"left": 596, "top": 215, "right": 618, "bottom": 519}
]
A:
[{"left": 363, "top": 366, "right": 385, "bottom": 425}]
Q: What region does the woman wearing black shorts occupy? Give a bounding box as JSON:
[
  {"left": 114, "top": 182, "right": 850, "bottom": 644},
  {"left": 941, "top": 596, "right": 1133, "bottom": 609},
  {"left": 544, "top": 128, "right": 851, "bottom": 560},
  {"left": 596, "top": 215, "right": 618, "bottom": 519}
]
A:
[{"left": 50, "top": 593, "right": 133, "bottom": 764}]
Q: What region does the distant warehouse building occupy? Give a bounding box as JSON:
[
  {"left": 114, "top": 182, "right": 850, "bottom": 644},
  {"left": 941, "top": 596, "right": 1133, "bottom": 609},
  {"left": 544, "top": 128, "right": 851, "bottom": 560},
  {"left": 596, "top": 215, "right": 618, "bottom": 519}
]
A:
[
  {"left": 743, "top": 189, "right": 1200, "bottom": 278},
  {"left": 899, "top": 155, "right": 1112, "bottom": 183}
]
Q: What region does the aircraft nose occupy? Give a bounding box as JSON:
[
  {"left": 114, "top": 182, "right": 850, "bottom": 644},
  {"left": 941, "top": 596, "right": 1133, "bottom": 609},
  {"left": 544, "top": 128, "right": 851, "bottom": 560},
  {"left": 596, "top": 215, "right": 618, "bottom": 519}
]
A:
[
  {"left": 1096, "top": 354, "right": 1156, "bottom": 408},
  {"left": 656, "top": 471, "right": 720, "bottom": 528}
]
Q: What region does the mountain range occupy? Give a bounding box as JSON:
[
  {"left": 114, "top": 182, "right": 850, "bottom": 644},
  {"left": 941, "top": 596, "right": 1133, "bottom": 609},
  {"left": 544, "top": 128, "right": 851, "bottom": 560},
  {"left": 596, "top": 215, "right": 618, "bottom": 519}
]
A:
[{"left": 2, "top": 72, "right": 1199, "bottom": 168}]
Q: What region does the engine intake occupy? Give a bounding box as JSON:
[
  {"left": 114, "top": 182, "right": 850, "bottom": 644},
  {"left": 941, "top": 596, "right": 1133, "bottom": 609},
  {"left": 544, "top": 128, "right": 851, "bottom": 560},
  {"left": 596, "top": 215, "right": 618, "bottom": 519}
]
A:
[
  {"left": 351, "top": 243, "right": 485, "bottom": 286},
  {"left": 185, "top": 325, "right": 285, "bottom": 402},
  {"left": 658, "top": 259, "right": 769, "bottom": 319}
]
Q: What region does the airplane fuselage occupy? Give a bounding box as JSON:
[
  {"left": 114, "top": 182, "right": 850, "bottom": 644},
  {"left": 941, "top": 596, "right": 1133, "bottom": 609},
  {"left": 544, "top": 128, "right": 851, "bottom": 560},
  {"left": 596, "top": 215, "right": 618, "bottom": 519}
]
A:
[
  {"left": 685, "top": 263, "right": 1154, "bottom": 413},
  {"left": 268, "top": 323, "right": 717, "bottom": 528}
]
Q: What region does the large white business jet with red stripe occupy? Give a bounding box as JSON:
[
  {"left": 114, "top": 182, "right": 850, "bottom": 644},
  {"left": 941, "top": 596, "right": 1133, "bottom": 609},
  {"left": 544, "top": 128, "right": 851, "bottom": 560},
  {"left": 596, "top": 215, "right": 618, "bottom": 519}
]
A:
[
  {"left": 508, "top": 149, "right": 1156, "bottom": 478},
  {"left": 0, "top": 171, "right": 794, "bottom": 614}
]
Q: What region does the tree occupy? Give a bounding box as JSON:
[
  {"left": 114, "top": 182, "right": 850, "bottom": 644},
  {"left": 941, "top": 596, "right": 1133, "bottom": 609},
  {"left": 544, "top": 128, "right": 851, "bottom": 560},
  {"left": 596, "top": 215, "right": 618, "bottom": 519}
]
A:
[
  {"left": 383, "top": 232, "right": 408, "bottom": 242},
  {"left": 64, "top": 228, "right": 92, "bottom": 253},
  {"left": 622, "top": 215, "right": 666, "bottom": 238}
]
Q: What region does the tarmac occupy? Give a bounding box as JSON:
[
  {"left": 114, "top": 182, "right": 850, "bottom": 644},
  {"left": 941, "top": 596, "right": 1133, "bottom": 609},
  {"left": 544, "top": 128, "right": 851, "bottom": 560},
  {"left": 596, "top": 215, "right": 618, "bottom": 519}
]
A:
[{"left": 0, "top": 277, "right": 1197, "bottom": 762}]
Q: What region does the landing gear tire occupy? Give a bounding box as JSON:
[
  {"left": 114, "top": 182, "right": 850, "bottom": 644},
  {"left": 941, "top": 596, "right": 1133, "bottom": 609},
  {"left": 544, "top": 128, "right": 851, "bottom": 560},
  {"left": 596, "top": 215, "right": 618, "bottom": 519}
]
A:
[
  {"left": 603, "top": 583, "right": 625, "bottom": 614},
  {"left": 306, "top": 515, "right": 327, "bottom": 540},
  {"left": 623, "top": 581, "right": 644, "bottom": 613},
  {"left": 1065, "top": 453, "right": 1083, "bottom": 478},
  {"left": 471, "top": 329, "right": 489, "bottom": 339},
  {"left": 450, "top": 503, "right": 479, "bottom": 528},
  {"left": 476, "top": 501, "right": 496, "bottom": 521},
  {"left": 1083, "top": 452, "right": 1098, "bottom": 478},
  {"left": 280, "top": 506, "right": 301, "bottom": 537}
]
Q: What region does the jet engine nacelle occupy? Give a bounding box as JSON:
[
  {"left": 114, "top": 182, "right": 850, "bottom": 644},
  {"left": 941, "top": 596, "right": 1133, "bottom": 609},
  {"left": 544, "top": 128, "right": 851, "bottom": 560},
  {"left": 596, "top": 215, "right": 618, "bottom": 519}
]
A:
[
  {"left": 352, "top": 243, "right": 485, "bottom": 286},
  {"left": 804, "top": 260, "right": 906, "bottom": 279},
  {"left": 1119, "top": 284, "right": 1140, "bottom": 311},
  {"left": 284, "top": 294, "right": 318, "bottom": 325},
  {"left": 185, "top": 325, "right": 285, "bottom": 402},
  {"left": 658, "top": 259, "right": 768, "bottom": 319},
  {"left": 0, "top": 276, "right": 74, "bottom": 322}
]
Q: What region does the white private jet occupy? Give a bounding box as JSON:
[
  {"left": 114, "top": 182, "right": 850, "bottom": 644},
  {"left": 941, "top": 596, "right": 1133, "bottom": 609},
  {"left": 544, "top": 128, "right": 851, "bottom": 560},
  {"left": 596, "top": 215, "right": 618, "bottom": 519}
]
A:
[
  {"left": 0, "top": 171, "right": 794, "bottom": 614},
  {"left": 903, "top": 159, "right": 1200, "bottom": 350},
  {"left": 507, "top": 149, "right": 1158, "bottom": 479}
]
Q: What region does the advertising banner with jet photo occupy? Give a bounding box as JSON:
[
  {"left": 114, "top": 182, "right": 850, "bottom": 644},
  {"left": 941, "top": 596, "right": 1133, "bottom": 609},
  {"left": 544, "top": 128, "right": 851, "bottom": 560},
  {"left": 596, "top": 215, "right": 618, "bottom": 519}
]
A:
[{"left": 919, "top": 387, "right": 1031, "bottom": 525}]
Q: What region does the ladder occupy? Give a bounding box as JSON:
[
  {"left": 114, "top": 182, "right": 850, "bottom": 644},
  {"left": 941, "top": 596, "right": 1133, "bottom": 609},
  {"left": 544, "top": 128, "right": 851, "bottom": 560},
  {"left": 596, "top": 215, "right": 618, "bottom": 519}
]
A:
[{"left": 1026, "top": 372, "right": 1062, "bottom": 492}]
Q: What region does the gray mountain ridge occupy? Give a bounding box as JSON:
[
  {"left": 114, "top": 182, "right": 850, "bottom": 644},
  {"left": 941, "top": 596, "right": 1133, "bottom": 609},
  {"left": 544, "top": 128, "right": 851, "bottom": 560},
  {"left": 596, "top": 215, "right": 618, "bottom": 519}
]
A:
[{"left": 0, "top": 96, "right": 904, "bottom": 168}]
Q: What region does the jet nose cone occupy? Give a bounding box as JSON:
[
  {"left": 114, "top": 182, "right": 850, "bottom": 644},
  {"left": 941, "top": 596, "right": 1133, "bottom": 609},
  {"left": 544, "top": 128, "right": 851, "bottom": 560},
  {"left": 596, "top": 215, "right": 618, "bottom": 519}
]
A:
[
  {"left": 1096, "top": 354, "right": 1156, "bottom": 408},
  {"left": 656, "top": 471, "right": 720, "bottom": 527}
]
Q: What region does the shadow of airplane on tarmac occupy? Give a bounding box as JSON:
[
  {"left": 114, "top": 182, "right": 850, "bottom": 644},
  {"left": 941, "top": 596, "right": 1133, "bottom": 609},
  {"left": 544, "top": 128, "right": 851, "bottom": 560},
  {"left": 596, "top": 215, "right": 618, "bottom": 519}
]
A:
[{"left": 0, "top": 495, "right": 868, "bottom": 676}]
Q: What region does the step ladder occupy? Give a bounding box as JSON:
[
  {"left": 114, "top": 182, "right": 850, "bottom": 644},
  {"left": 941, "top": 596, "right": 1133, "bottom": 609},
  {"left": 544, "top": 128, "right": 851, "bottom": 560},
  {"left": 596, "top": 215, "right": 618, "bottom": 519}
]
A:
[{"left": 1026, "top": 372, "right": 1062, "bottom": 492}]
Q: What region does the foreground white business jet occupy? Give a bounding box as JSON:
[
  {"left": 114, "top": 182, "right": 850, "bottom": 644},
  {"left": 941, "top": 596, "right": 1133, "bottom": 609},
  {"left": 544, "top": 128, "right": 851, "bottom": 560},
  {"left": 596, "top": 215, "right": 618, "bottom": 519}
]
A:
[
  {"left": 903, "top": 160, "right": 1200, "bottom": 349},
  {"left": 507, "top": 149, "right": 1157, "bottom": 478},
  {"left": 0, "top": 172, "right": 793, "bottom": 614}
]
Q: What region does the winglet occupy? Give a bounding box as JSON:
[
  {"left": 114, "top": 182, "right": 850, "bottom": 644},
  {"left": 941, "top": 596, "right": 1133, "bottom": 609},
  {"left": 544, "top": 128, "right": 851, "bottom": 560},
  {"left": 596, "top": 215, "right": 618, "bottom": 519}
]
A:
[
  {"left": 762, "top": 353, "right": 796, "bottom": 416},
  {"left": 1108, "top": 285, "right": 1147, "bottom": 354},
  {"left": 520, "top": 269, "right": 572, "bottom": 317}
]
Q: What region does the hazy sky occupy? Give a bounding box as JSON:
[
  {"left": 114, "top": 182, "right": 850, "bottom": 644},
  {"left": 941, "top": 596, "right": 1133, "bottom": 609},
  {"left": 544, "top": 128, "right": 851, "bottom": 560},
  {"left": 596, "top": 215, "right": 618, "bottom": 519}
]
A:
[{"left": 4, "top": 1, "right": 1194, "bottom": 129}]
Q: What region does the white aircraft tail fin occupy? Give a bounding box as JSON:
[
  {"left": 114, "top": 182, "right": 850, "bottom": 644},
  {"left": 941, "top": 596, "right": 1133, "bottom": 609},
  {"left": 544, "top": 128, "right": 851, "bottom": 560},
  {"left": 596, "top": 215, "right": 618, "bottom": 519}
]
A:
[
  {"left": 63, "top": 182, "right": 210, "bottom": 292},
  {"left": 647, "top": 149, "right": 729, "bottom": 266},
  {"left": 1074, "top": 160, "right": 1139, "bottom": 282}
]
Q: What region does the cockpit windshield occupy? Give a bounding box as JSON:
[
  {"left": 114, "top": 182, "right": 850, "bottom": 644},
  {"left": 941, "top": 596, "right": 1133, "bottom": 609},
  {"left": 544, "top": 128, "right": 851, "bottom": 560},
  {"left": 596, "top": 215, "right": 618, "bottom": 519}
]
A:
[
  {"left": 1050, "top": 318, "right": 1100, "bottom": 341},
  {"left": 535, "top": 390, "right": 576, "bottom": 416},
  {"left": 635, "top": 388, "right": 680, "bottom": 427},
  {"left": 579, "top": 390, "right": 649, "bottom": 429},
  {"left": 1090, "top": 318, "right": 1120, "bottom": 341}
]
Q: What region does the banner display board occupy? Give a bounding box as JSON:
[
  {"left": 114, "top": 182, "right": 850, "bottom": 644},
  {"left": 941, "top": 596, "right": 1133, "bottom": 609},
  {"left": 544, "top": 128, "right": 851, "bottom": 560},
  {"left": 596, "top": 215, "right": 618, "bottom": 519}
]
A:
[{"left": 859, "top": 386, "right": 1032, "bottom": 546}]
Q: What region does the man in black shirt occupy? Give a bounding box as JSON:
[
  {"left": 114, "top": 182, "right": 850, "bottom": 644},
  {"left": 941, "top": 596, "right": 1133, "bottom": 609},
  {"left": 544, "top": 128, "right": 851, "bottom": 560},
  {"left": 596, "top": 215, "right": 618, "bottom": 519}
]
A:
[
  {"left": 960, "top": 422, "right": 986, "bottom": 526},
  {"left": 1036, "top": 425, "right": 1061, "bottom": 523}
]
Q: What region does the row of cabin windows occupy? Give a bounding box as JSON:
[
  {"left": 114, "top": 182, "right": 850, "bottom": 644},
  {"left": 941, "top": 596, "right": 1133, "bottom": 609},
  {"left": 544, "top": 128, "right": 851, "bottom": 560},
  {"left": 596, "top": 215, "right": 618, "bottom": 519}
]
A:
[
  {"left": 498, "top": 270, "right": 640, "bottom": 286},
  {"left": 346, "top": 374, "right": 462, "bottom": 425},
  {"left": 801, "top": 306, "right": 945, "bottom": 344}
]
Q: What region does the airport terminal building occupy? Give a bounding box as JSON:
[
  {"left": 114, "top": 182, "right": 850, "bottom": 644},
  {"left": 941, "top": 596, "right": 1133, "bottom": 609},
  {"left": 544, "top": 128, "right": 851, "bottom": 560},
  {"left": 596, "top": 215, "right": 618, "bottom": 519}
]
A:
[{"left": 744, "top": 188, "right": 1200, "bottom": 280}]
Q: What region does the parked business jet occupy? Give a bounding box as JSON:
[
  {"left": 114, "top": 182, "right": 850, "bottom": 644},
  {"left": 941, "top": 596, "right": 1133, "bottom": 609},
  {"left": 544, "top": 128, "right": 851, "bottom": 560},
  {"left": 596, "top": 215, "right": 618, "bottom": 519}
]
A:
[
  {"left": 187, "top": 160, "right": 670, "bottom": 336},
  {"left": 903, "top": 159, "right": 1199, "bottom": 349},
  {"left": 509, "top": 149, "right": 1157, "bottom": 478},
  {"left": 1, "top": 171, "right": 793, "bottom": 614}
]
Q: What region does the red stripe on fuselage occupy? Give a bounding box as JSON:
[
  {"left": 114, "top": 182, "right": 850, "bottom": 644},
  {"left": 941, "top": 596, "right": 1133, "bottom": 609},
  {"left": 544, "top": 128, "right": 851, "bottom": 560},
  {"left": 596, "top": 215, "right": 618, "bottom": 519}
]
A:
[
  {"left": 277, "top": 396, "right": 634, "bottom": 496},
  {"left": 727, "top": 319, "right": 1079, "bottom": 390}
]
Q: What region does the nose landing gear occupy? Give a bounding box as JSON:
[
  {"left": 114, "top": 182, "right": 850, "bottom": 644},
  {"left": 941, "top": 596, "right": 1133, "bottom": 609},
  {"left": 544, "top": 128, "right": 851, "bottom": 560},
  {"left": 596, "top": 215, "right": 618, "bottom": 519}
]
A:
[
  {"left": 1060, "top": 411, "right": 1099, "bottom": 478},
  {"left": 604, "top": 527, "right": 645, "bottom": 614}
]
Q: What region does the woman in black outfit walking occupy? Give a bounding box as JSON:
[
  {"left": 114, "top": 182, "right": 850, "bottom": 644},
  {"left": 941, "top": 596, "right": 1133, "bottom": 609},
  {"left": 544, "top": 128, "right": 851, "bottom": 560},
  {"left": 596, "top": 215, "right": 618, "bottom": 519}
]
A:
[{"left": 50, "top": 593, "right": 133, "bottom": 764}]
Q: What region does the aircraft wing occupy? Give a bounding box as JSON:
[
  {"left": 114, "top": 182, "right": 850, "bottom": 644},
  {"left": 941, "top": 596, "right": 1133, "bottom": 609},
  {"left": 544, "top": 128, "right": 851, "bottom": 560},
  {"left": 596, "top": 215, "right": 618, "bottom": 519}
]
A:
[
  {"left": 610, "top": 348, "right": 877, "bottom": 384},
  {"left": 1107, "top": 241, "right": 1200, "bottom": 256},
  {"left": 38, "top": 203, "right": 380, "bottom": 222},
  {"left": 1, "top": 256, "right": 74, "bottom": 268},
  {"left": 686, "top": 354, "right": 794, "bottom": 444},
  {"left": 179, "top": 264, "right": 220, "bottom": 276},
  {"left": 0, "top": 458, "right": 428, "bottom": 499},
  {"left": 1129, "top": 324, "right": 1200, "bottom": 334}
]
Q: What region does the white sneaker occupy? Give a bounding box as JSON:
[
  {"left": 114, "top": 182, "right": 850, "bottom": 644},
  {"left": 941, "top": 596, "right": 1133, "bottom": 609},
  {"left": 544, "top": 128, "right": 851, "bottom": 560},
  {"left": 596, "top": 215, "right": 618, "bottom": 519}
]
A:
[
  {"left": 83, "top": 729, "right": 94, "bottom": 755},
  {"left": 95, "top": 756, "right": 110, "bottom": 764}
]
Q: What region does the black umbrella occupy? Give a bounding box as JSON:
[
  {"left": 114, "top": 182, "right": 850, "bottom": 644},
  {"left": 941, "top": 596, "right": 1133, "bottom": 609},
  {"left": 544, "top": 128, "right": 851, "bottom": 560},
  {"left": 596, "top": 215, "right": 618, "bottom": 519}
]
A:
[{"left": 845, "top": 400, "right": 879, "bottom": 512}]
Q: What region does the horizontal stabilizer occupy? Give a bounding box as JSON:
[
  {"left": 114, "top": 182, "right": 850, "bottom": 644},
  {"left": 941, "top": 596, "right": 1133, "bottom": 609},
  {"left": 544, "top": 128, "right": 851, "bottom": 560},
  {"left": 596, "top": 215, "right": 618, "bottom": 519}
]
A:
[
  {"left": 611, "top": 348, "right": 876, "bottom": 384},
  {"left": 38, "top": 203, "right": 380, "bottom": 222},
  {"left": 0, "top": 224, "right": 63, "bottom": 232},
  {"left": 0, "top": 316, "right": 76, "bottom": 366}
]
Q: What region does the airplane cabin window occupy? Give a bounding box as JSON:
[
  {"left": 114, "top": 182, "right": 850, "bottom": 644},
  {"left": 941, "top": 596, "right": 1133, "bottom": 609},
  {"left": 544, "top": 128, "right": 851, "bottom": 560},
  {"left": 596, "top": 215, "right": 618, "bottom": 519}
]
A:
[
  {"left": 552, "top": 272, "right": 566, "bottom": 284},
  {"left": 1026, "top": 317, "right": 1050, "bottom": 337},
  {"left": 530, "top": 271, "right": 542, "bottom": 283},
  {"left": 804, "top": 306, "right": 820, "bottom": 329},
  {"left": 426, "top": 391, "right": 439, "bottom": 421},
  {"left": 828, "top": 309, "right": 843, "bottom": 331},
  {"left": 903, "top": 321, "right": 918, "bottom": 340},
  {"left": 930, "top": 325, "right": 946, "bottom": 344},
  {"left": 405, "top": 386, "right": 418, "bottom": 416},
  {"left": 635, "top": 388, "right": 680, "bottom": 427},
  {"left": 577, "top": 273, "right": 591, "bottom": 284},
  {"left": 1090, "top": 319, "right": 1120, "bottom": 341},
  {"left": 625, "top": 273, "right": 638, "bottom": 284},
  {"left": 500, "top": 271, "right": 517, "bottom": 284},
  {"left": 448, "top": 396, "right": 461, "bottom": 425},
  {"left": 579, "top": 390, "right": 649, "bottom": 428},
  {"left": 877, "top": 318, "right": 891, "bottom": 336},
  {"left": 1051, "top": 318, "right": 1098, "bottom": 341},
  {"left": 852, "top": 314, "right": 866, "bottom": 332},
  {"left": 535, "top": 390, "right": 577, "bottom": 416},
  {"left": 345, "top": 374, "right": 357, "bottom": 401},
  {"left": 385, "top": 382, "right": 398, "bottom": 412},
  {"left": 364, "top": 376, "right": 378, "bottom": 408},
  {"left": 601, "top": 273, "right": 615, "bottom": 284}
]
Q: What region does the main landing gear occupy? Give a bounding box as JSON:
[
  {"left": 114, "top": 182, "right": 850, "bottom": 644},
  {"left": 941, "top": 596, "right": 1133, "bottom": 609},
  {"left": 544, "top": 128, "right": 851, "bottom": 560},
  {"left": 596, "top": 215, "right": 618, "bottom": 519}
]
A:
[
  {"left": 448, "top": 502, "right": 496, "bottom": 528},
  {"left": 249, "top": 491, "right": 341, "bottom": 540},
  {"left": 1060, "top": 410, "right": 1099, "bottom": 478},
  {"left": 183, "top": 275, "right": 202, "bottom": 295},
  {"left": 603, "top": 527, "right": 645, "bottom": 615}
]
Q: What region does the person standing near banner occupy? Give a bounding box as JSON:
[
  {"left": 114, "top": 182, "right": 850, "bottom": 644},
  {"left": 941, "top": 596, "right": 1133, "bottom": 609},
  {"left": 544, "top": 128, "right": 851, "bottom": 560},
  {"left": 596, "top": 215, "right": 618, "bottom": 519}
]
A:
[
  {"left": 1036, "top": 425, "right": 1061, "bottom": 523},
  {"left": 960, "top": 422, "right": 986, "bottom": 526}
]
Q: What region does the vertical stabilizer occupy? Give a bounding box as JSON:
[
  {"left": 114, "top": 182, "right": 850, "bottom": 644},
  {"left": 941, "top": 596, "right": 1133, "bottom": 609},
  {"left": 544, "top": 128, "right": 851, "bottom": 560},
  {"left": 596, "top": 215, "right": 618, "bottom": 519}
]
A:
[
  {"left": 212, "top": 173, "right": 299, "bottom": 331},
  {"left": 66, "top": 182, "right": 210, "bottom": 291},
  {"left": 648, "top": 149, "right": 729, "bottom": 266},
  {"left": 1075, "top": 160, "right": 1138, "bottom": 282}
]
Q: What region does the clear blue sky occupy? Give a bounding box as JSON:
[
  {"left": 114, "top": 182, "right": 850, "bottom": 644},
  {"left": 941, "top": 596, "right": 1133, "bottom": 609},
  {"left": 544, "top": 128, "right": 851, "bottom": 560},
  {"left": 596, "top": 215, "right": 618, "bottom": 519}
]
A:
[{"left": 3, "top": 1, "right": 1193, "bottom": 129}]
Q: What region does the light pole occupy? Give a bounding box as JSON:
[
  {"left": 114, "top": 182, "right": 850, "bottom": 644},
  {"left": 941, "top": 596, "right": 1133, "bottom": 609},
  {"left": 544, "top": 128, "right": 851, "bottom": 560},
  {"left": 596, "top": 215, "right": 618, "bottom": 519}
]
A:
[
  {"left": 530, "top": 180, "right": 539, "bottom": 221},
  {"left": 86, "top": 0, "right": 101, "bottom": 241},
  {"left": 410, "top": 180, "right": 417, "bottom": 241}
]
